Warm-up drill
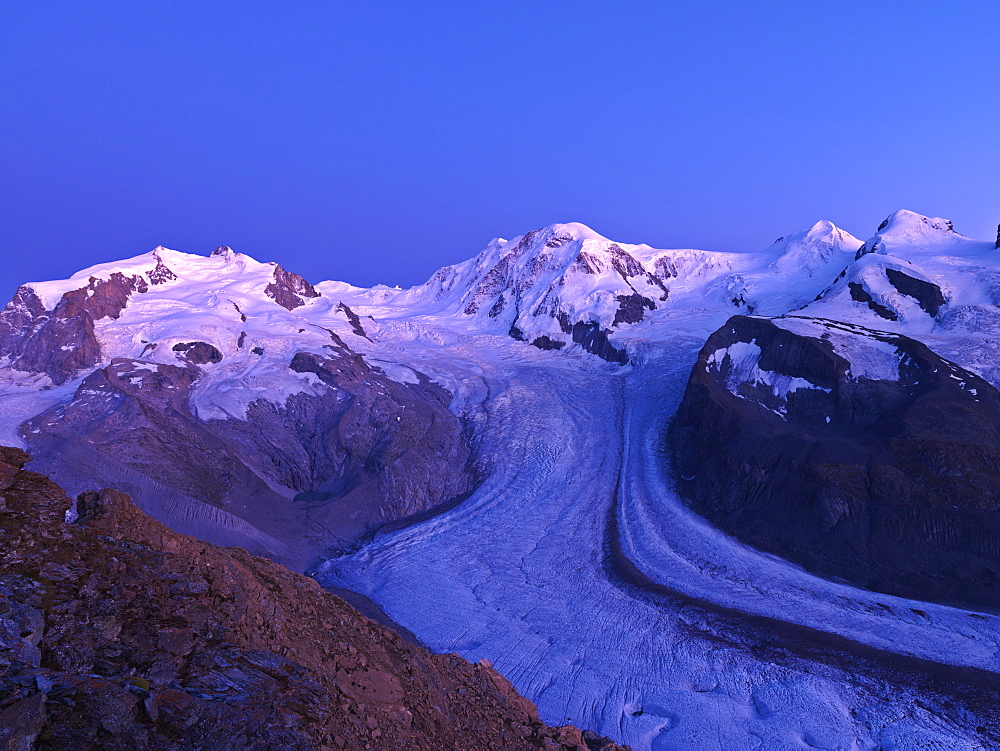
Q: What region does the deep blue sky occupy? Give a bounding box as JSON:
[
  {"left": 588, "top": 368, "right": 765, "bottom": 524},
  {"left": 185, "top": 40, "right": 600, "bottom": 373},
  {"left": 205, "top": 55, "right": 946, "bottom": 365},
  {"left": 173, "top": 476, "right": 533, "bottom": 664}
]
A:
[{"left": 2, "top": 1, "right": 998, "bottom": 302}]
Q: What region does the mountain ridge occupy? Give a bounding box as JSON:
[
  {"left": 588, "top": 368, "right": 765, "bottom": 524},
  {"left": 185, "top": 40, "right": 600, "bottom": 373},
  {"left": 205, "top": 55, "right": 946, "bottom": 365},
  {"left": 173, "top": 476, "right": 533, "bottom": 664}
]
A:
[
  {"left": 0, "top": 445, "right": 624, "bottom": 750},
  {"left": 0, "top": 211, "right": 935, "bottom": 380}
]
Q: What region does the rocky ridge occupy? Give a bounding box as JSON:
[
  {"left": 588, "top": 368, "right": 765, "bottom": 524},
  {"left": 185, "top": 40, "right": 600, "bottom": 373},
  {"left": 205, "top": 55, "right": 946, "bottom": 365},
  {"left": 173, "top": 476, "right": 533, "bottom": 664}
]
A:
[
  {"left": 0, "top": 446, "right": 624, "bottom": 750},
  {"left": 671, "top": 314, "right": 1000, "bottom": 608}
]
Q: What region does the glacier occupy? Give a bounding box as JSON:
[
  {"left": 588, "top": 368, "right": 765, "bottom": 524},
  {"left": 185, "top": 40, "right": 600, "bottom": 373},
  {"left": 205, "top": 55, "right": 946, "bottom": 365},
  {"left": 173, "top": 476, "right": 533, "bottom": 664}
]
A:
[{"left": 315, "top": 327, "right": 1000, "bottom": 750}]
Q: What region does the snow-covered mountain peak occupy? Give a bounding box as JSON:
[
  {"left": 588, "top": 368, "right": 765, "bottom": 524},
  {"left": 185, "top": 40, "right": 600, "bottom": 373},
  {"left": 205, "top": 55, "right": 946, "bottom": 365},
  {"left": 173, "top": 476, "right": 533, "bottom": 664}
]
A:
[
  {"left": 804, "top": 219, "right": 859, "bottom": 246},
  {"left": 809, "top": 218, "right": 837, "bottom": 233},
  {"left": 25, "top": 246, "right": 276, "bottom": 308},
  {"left": 159, "top": 245, "right": 279, "bottom": 280},
  {"left": 533, "top": 221, "right": 611, "bottom": 245},
  {"left": 405, "top": 217, "right": 896, "bottom": 362},
  {"left": 878, "top": 208, "right": 954, "bottom": 233},
  {"left": 790, "top": 210, "right": 1000, "bottom": 339},
  {"left": 23, "top": 244, "right": 323, "bottom": 314},
  {"left": 768, "top": 220, "right": 861, "bottom": 276},
  {"left": 477, "top": 223, "right": 619, "bottom": 271},
  {"left": 869, "top": 209, "right": 964, "bottom": 247},
  {"left": 0, "top": 243, "right": 334, "bottom": 385},
  {"left": 409, "top": 222, "right": 673, "bottom": 363},
  {"left": 781, "top": 218, "right": 859, "bottom": 248}
]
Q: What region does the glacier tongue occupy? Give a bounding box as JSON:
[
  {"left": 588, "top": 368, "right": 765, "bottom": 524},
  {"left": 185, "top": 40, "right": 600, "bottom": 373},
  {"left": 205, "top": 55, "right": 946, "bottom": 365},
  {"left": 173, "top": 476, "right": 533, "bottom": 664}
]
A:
[{"left": 316, "top": 334, "right": 1000, "bottom": 750}]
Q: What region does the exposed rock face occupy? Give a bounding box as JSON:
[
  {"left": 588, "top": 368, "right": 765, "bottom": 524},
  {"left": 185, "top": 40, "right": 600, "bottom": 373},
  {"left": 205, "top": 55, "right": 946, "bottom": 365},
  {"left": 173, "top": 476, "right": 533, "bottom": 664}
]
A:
[
  {"left": 613, "top": 293, "right": 657, "bottom": 327},
  {"left": 848, "top": 281, "right": 897, "bottom": 320},
  {"left": 0, "top": 273, "right": 148, "bottom": 384},
  {"left": 148, "top": 248, "right": 178, "bottom": 284},
  {"left": 21, "top": 338, "right": 476, "bottom": 571},
  {"left": 670, "top": 314, "right": 1000, "bottom": 609},
  {"left": 854, "top": 236, "right": 884, "bottom": 260},
  {"left": 530, "top": 335, "right": 566, "bottom": 351},
  {"left": 23, "top": 359, "right": 264, "bottom": 510},
  {"left": 171, "top": 341, "right": 224, "bottom": 365},
  {"left": 884, "top": 268, "right": 945, "bottom": 316},
  {"left": 557, "top": 315, "right": 628, "bottom": 366},
  {"left": 0, "top": 447, "right": 622, "bottom": 750},
  {"left": 265, "top": 265, "right": 322, "bottom": 311},
  {"left": 0, "top": 285, "right": 49, "bottom": 358},
  {"left": 250, "top": 348, "right": 474, "bottom": 513},
  {"left": 336, "top": 302, "right": 369, "bottom": 339}
]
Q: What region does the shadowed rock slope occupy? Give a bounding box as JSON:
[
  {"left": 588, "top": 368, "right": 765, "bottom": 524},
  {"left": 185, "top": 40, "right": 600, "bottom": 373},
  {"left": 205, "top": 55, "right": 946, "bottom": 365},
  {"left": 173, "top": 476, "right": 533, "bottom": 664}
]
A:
[
  {"left": 21, "top": 339, "right": 477, "bottom": 573},
  {"left": 0, "top": 447, "right": 624, "bottom": 751},
  {"left": 671, "top": 314, "right": 1000, "bottom": 610}
]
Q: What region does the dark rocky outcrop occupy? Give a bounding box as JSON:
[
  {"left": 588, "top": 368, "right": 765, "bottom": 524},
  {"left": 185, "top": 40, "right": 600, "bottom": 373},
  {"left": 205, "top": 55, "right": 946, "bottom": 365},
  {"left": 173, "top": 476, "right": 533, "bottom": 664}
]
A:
[
  {"left": 613, "top": 293, "right": 656, "bottom": 327},
  {"left": 606, "top": 244, "right": 669, "bottom": 301},
  {"left": 557, "top": 314, "right": 628, "bottom": 365},
  {"left": 652, "top": 255, "right": 691, "bottom": 280},
  {"left": 79, "top": 272, "right": 149, "bottom": 317},
  {"left": 265, "top": 265, "right": 322, "bottom": 311},
  {"left": 148, "top": 253, "right": 178, "bottom": 285},
  {"left": 854, "top": 237, "right": 883, "bottom": 260},
  {"left": 515, "top": 312, "right": 628, "bottom": 363},
  {"left": 530, "top": 335, "right": 565, "bottom": 351},
  {"left": 0, "top": 447, "right": 623, "bottom": 750},
  {"left": 268, "top": 349, "right": 475, "bottom": 519},
  {"left": 336, "top": 302, "right": 369, "bottom": 339},
  {"left": 671, "top": 315, "right": 1000, "bottom": 609},
  {"left": 885, "top": 268, "right": 945, "bottom": 316},
  {"left": 848, "top": 281, "right": 897, "bottom": 320},
  {"left": 488, "top": 295, "right": 507, "bottom": 318},
  {"left": 0, "top": 273, "right": 149, "bottom": 384},
  {"left": 0, "top": 285, "right": 48, "bottom": 356},
  {"left": 24, "top": 360, "right": 263, "bottom": 510},
  {"left": 573, "top": 251, "right": 605, "bottom": 275},
  {"left": 509, "top": 324, "right": 527, "bottom": 342},
  {"left": 171, "top": 341, "right": 224, "bottom": 365},
  {"left": 570, "top": 322, "right": 628, "bottom": 365}
]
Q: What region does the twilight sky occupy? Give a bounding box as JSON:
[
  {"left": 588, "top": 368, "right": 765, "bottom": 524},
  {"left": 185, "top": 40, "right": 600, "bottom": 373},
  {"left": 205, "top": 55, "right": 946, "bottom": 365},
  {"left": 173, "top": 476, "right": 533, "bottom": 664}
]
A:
[{"left": 2, "top": 1, "right": 998, "bottom": 302}]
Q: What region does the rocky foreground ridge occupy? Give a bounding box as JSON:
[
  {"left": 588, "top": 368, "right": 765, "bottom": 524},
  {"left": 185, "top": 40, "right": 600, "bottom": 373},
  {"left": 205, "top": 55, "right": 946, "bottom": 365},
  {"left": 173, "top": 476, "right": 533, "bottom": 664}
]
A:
[{"left": 0, "top": 447, "right": 624, "bottom": 750}]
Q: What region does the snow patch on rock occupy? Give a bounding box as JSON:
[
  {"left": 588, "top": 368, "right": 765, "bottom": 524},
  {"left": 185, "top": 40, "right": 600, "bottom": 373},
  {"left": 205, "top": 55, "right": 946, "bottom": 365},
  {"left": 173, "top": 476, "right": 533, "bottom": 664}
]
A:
[
  {"left": 775, "top": 317, "right": 903, "bottom": 381},
  {"left": 707, "top": 339, "right": 831, "bottom": 417}
]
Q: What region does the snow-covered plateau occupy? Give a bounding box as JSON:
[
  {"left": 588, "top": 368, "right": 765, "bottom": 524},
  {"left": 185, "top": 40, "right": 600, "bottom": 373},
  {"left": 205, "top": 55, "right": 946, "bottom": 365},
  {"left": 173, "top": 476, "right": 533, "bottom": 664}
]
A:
[{"left": 3, "top": 210, "right": 1000, "bottom": 749}]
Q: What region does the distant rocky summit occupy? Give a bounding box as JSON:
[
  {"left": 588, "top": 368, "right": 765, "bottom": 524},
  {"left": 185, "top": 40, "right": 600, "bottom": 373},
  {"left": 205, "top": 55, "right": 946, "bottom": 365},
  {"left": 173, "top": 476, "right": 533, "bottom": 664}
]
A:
[
  {"left": 671, "top": 314, "right": 1000, "bottom": 609},
  {"left": 0, "top": 447, "right": 624, "bottom": 750}
]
